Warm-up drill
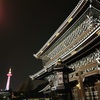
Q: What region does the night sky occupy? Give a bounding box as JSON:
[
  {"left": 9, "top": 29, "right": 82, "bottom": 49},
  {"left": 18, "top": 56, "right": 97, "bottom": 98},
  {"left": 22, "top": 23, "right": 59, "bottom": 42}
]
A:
[{"left": 0, "top": 0, "right": 79, "bottom": 90}]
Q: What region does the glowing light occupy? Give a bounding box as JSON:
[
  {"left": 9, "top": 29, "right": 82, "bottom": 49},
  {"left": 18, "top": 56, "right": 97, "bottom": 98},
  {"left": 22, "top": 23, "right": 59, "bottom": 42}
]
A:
[
  {"left": 0, "top": 1, "right": 5, "bottom": 21},
  {"left": 96, "top": 30, "right": 100, "bottom": 35},
  {"left": 76, "top": 82, "right": 81, "bottom": 89},
  {"left": 47, "top": 43, "right": 50, "bottom": 46},
  {"left": 68, "top": 17, "right": 73, "bottom": 23},
  {"left": 5, "top": 68, "right": 12, "bottom": 90},
  {"left": 71, "top": 50, "right": 77, "bottom": 55},
  {"left": 56, "top": 33, "right": 60, "bottom": 37}
]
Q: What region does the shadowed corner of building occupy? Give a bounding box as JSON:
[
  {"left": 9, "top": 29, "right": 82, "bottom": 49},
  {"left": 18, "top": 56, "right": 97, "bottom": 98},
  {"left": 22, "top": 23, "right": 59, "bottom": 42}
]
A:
[{"left": 12, "top": 78, "right": 49, "bottom": 99}]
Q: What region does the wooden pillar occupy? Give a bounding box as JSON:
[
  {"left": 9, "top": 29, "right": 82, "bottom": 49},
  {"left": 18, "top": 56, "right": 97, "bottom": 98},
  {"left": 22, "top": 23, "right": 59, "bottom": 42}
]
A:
[
  {"left": 77, "top": 71, "right": 85, "bottom": 100},
  {"left": 95, "top": 81, "right": 100, "bottom": 99}
]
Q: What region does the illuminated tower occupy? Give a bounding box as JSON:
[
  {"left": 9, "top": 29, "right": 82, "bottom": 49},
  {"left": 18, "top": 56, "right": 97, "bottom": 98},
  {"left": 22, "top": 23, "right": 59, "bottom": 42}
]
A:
[{"left": 5, "top": 68, "right": 12, "bottom": 90}]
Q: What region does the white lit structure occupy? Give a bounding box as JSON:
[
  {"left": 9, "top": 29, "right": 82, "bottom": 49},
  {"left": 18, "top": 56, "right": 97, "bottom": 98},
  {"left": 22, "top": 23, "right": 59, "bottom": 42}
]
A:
[{"left": 5, "top": 68, "right": 12, "bottom": 90}]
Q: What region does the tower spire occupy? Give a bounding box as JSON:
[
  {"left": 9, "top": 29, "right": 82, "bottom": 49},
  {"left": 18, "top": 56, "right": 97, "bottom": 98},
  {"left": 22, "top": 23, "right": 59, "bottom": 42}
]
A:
[{"left": 5, "top": 68, "right": 12, "bottom": 90}]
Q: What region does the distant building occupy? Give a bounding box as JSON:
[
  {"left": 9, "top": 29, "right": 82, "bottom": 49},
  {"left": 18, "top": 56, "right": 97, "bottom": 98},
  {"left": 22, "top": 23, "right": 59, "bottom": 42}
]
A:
[{"left": 5, "top": 68, "right": 12, "bottom": 91}]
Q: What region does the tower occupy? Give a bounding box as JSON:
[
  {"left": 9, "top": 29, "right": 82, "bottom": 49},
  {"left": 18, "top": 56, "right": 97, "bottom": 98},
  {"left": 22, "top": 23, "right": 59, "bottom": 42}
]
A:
[{"left": 5, "top": 68, "right": 12, "bottom": 90}]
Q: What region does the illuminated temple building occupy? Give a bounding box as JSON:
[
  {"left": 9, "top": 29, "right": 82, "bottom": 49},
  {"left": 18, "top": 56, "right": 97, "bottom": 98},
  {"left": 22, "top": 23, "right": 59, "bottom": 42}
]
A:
[{"left": 30, "top": 0, "right": 100, "bottom": 99}]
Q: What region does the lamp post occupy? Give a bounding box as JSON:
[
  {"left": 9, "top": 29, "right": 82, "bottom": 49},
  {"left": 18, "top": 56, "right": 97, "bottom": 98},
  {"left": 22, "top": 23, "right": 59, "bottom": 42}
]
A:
[{"left": 50, "top": 59, "right": 73, "bottom": 100}]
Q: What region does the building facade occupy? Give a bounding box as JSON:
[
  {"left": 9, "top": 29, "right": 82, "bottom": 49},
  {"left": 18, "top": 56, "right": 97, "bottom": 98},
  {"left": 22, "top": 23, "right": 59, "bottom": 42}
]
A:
[{"left": 30, "top": 0, "right": 100, "bottom": 99}]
